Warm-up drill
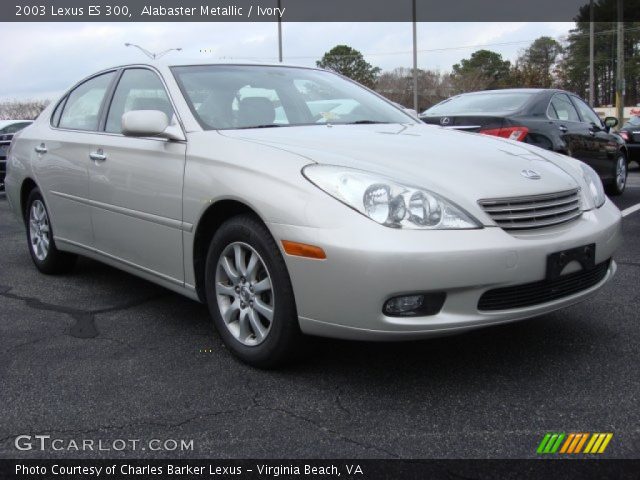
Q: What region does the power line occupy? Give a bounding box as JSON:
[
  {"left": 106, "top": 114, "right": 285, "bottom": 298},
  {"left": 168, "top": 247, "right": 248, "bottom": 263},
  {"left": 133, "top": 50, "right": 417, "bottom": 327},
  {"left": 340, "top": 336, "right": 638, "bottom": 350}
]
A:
[{"left": 221, "top": 26, "right": 640, "bottom": 61}]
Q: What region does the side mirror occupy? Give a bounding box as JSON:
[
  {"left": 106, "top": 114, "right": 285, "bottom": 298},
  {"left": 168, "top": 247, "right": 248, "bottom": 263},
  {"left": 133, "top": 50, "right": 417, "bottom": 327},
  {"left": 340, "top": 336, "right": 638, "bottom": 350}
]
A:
[
  {"left": 121, "top": 110, "right": 185, "bottom": 141},
  {"left": 604, "top": 116, "right": 618, "bottom": 129}
]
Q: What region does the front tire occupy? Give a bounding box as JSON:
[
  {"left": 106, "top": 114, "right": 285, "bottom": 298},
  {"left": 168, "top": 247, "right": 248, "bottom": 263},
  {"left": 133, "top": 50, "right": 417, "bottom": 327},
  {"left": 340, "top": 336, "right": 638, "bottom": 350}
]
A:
[
  {"left": 606, "top": 152, "right": 628, "bottom": 196},
  {"left": 25, "top": 188, "right": 77, "bottom": 274},
  {"left": 204, "top": 214, "right": 303, "bottom": 368}
]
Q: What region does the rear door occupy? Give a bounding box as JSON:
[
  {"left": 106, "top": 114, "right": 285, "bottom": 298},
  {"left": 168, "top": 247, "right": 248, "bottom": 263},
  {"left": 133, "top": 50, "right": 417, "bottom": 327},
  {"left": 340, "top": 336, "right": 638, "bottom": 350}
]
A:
[
  {"left": 34, "top": 70, "right": 117, "bottom": 247},
  {"left": 88, "top": 67, "right": 187, "bottom": 283}
]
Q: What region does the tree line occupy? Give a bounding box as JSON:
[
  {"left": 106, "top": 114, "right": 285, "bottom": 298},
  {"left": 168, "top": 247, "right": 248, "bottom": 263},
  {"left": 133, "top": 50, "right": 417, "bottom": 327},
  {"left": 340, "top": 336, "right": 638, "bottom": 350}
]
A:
[{"left": 319, "top": 1, "right": 640, "bottom": 112}]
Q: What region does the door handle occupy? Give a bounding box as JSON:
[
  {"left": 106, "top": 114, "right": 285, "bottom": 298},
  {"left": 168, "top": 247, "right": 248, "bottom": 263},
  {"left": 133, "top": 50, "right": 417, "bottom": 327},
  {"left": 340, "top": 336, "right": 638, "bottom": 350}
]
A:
[
  {"left": 89, "top": 149, "right": 107, "bottom": 162},
  {"left": 558, "top": 125, "right": 568, "bottom": 133},
  {"left": 34, "top": 144, "right": 47, "bottom": 154}
]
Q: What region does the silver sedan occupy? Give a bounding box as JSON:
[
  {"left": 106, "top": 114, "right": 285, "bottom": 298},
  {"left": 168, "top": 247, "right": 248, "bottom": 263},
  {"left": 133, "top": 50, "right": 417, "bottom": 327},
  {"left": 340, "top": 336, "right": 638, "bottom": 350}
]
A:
[{"left": 5, "top": 61, "right": 622, "bottom": 367}]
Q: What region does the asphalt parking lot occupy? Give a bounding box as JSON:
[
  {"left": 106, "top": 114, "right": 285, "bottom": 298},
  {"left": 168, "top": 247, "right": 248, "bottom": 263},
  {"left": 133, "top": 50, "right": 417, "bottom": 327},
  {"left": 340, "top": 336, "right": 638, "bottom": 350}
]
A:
[{"left": 1, "top": 169, "right": 639, "bottom": 460}]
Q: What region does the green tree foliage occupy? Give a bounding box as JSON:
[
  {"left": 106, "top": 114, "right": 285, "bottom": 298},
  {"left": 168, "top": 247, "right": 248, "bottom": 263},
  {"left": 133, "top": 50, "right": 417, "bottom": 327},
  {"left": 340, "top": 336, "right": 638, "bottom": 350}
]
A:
[
  {"left": 514, "top": 36, "right": 564, "bottom": 88},
  {"left": 316, "top": 45, "right": 381, "bottom": 89},
  {"left": 558, "top": 0, "right": 640, "bottom": 106},
  {"left": 450, "top": 49, "right": 512, "bottom": 92}
]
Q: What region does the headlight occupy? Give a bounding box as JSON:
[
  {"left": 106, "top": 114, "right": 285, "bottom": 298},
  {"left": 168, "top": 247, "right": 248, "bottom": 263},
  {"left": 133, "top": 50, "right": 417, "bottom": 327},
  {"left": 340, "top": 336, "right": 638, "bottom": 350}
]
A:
[
  {"left": 580, "top": 163, "right": 605, "bottom": 208},
  {"left": 303, "top": 165, "right": 481, "bottom": 229}
]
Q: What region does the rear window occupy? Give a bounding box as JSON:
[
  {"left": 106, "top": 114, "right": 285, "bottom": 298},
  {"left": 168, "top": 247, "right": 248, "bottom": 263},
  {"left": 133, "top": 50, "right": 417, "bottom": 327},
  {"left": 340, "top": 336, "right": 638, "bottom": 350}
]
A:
[
  {"left": 423, "top": 92, "right": 534, "bottom": 116},
  {"left": 625, "top": 116, "right": 640, "bottom": 127}
]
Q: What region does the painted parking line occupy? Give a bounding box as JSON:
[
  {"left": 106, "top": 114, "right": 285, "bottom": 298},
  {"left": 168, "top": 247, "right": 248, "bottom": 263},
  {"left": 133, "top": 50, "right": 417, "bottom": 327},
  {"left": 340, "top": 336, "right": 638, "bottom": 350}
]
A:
[{"left": 622, "top": 203, "right": 640, "bottom": 217}]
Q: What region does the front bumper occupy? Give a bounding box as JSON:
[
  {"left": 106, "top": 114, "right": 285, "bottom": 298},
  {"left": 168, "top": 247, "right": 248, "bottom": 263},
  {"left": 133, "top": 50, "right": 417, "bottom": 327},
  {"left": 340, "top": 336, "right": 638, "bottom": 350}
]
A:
[{"left": 268, "top": 199, "right": 622, "bottom": 340}]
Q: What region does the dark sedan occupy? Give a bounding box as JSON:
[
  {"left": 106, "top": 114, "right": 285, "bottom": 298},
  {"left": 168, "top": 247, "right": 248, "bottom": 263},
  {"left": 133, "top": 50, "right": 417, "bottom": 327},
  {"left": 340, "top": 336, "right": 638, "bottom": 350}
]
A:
[
  {"left": 420, "top": 89, "right": 629, "bottom": 195},
  {"left": 0, "top": 120, "right": 33, "bottom": 192},
  {"left": 619, "top": 115, "right": 640, "bottom": 166}
]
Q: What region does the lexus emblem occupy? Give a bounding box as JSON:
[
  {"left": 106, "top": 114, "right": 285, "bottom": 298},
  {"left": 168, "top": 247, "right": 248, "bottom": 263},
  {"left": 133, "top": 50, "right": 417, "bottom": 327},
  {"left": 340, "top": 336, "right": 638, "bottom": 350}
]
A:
[
  {"left": 440, "top": 117, "right": 450, "bottom": 126},
  {"left": 521, "top": 169, "right": 541, "bottom": 180}
]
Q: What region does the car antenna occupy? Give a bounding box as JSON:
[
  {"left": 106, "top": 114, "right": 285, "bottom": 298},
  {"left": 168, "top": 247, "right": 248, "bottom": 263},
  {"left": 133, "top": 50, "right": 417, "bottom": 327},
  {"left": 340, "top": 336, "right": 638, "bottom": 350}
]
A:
[{"left": 124, "top": 43, "right": 182, "bottom": 60}]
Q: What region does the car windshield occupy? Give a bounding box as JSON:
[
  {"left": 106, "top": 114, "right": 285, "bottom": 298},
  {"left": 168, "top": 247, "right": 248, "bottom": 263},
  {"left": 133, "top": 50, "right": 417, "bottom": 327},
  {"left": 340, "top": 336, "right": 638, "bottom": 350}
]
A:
[
  {"left": 422, "top": 92, "right": 534, "bottom": 116},
  {"left": 624, "top": 116, "right": 640, "bottom": 127},
  {"left": 171, "top": 65, "right": 413, "bottom": 130}
]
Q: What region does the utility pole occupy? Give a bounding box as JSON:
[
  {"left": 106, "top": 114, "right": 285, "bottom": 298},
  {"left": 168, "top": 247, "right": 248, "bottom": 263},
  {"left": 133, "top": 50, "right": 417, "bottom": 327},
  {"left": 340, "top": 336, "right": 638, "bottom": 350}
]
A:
[
  {"left": 412, "top": 0, "right": 418, "bottom": 113},
  {"left": 616, "top": 0, "right": 624, "bottom": 124},
  {"left": 277, "top": 0, "right": 283, "bottom": 62},
  {"left": 589, "top": 0, "right": 595, "bottom": 106}
]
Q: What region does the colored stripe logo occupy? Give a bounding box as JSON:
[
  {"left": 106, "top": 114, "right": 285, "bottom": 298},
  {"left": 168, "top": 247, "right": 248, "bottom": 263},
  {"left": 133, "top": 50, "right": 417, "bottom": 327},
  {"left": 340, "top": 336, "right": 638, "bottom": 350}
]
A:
[{"left": 537, "top": 433, "right": 613, "bottom": 454}]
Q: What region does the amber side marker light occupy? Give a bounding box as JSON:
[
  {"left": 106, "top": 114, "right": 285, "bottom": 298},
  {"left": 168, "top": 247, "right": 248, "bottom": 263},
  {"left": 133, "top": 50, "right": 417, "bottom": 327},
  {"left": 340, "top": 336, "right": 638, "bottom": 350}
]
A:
[{"left": 281, "top": 240, "right": 326, "bottom": 260}]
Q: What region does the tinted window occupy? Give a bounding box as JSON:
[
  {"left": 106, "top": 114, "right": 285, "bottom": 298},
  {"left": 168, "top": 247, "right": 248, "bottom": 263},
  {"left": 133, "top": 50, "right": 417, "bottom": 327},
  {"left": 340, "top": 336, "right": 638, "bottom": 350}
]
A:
[
  {"left": 105, "top": 69, "right": 173, "bottom": 133},
  {"left": 59, "top": 72, "right": 115, "bottom": 131},
  {"left": 423, "top": 92, "right": 534, "bottom": 116},
  {"left": 548, "top": 94, "right": 580, "bottom": 122},
  {"left": 172, "top": 65, "right": 412, "bottom": 130},
  {"left": 0, "top": 122, "right": 31, "bottom": 134},
  {"left": 571, "top": 96, "right": 602, "bottom": 125}
]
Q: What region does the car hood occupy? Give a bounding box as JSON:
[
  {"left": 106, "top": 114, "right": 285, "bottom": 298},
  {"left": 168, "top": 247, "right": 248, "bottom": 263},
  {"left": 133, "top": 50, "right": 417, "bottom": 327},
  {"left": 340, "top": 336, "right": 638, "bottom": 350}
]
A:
[{"left": 219, "top": 123, "right": 583, "bottom": 214}]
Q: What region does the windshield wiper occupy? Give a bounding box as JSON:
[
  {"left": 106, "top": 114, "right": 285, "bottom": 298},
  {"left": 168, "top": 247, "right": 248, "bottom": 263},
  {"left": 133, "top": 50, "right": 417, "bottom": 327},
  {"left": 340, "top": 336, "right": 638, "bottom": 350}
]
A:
[{"left": 236, "top": 124, "right": 282, "bottom": 129}]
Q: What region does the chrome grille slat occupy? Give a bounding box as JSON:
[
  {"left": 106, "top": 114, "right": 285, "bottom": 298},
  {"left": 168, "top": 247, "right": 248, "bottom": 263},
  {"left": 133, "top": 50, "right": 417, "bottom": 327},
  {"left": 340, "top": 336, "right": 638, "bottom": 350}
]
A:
[
  {"left": 481, "top": 195, "right": 578, "bottom": 213},
  {"left": 479, "top": 188, "right": 582, "bottom": 231}
]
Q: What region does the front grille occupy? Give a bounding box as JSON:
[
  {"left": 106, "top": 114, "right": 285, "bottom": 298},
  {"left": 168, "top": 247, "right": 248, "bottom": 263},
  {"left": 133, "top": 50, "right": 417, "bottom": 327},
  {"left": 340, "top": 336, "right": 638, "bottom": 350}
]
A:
[
  {"left": 478, "top": 260, "right": 610, "bottom": 311},
  {"left": 479, "top": 189, "right": 582, "bottom": 230}
]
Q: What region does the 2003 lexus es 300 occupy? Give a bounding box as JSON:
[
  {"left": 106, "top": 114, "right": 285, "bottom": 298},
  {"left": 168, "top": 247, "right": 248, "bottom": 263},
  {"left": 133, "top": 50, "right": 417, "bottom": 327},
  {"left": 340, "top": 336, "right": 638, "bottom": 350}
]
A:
[{"left": 5, "top": 61, "right": 622, "bottom": 367}]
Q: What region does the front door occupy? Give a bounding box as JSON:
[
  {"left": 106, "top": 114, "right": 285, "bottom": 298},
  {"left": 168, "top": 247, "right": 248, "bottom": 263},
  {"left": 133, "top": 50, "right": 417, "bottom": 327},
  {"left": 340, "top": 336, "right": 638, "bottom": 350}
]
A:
[{"left": 88, "top": 68, "right": 187, "bottom": 283}]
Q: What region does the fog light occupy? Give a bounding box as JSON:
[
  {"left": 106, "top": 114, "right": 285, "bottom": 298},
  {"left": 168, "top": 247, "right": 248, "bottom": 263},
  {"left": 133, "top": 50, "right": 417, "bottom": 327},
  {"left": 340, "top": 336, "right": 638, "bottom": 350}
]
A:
[
  {"left": 383, "top": 292, "right": 446, "bottom": 317},
  {"left": 384, "top": 295, "right": 424, "bottom": 315}
]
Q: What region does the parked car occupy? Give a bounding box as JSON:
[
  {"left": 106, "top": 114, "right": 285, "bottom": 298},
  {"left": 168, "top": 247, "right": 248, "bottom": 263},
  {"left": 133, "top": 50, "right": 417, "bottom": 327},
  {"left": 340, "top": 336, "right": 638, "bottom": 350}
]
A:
[
  {"left": 5, "top": 62, "right": 622, "bottom": 367},
  {"left": 420, "top": 89, "right": 629, "bottom": 195},
  {"left": 0, "top": 120, "right": 33, "bottom": 191},
  {"left": 618, "top": 115, "right": 640, "bottom": 166}
]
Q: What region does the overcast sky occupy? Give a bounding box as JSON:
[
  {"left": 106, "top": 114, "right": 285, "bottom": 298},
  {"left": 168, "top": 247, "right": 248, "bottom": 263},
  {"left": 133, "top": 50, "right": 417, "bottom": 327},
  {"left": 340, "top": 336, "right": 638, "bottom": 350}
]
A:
[{"left": 0, "top": 22, "right": 573, "bottom": 102}]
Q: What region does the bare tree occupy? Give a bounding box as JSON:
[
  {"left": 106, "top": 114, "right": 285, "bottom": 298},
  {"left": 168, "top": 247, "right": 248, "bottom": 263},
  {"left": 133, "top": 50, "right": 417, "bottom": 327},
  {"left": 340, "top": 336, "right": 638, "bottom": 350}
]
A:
[
  {"left": 0, "top": 99, "right": 51, "bottom": 120},
  {"left": 376, "top": 67, "right": 453, "bottom": 112}
]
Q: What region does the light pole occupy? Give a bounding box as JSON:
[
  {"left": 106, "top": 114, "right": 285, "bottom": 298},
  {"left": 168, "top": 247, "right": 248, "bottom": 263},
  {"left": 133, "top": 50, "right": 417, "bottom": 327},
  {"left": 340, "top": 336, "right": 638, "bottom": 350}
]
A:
[
  {"left": 589, "top": 0, "right": 595, "bottom": 106},
  {"left": 124, "top": 43, "right": 183, "bottom": 60},
  {"left": 615, "top": 0, "right": 625, "bottom": 125},
  {"left": 277, "top": 0, "right": 283, "bottom": 62},
  {"left": 412, "top": 0, "right": 418, "bottom": 113}
]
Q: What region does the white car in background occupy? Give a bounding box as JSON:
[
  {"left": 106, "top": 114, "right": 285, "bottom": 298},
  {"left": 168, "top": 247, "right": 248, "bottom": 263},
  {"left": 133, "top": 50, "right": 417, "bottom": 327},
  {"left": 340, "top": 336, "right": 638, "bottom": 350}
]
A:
[
  {"left": 4, "top": 61, "right": 622, "bottom": 367},
  {"left": 0, "top": 120, "right": 33, "bottom": 191}
]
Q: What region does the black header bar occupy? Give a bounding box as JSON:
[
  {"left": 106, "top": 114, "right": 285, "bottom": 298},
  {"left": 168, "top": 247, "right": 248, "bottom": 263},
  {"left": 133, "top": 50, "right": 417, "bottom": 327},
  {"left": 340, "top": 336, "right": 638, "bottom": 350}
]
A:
[{"left": 2, "top": 0, "right": 639, "bottom": 22}]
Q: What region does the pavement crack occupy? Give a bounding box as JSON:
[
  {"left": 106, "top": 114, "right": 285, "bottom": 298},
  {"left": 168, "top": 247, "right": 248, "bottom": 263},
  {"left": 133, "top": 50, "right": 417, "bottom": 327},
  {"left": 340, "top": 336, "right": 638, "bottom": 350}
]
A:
[
  {"left": 0, "top": 285, "right": 165, "bottom": 339},
  {"left": 252, "top": 394, "right": 398, "bottom": 458}
]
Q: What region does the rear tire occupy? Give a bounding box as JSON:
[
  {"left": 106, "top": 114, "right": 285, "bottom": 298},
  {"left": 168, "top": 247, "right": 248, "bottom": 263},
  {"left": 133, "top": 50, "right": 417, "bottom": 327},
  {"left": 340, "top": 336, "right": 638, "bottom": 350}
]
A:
[
  {"left": 204, "top": 214, "right": 303, "bottom": 368},
  {"left": 25, "top": 188, "right": 77, "bottom": 274},
  {"left": 605, "top": 152, "right": 628, "bottom": 196}
]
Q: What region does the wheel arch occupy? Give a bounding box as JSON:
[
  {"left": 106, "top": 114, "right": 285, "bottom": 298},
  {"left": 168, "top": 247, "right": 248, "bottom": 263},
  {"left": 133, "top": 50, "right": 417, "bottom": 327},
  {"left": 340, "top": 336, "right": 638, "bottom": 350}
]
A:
[
  {"left": 20, "top": 177, "right": 39, "bottom": 222},
  {"left": 192, "top": 199, "right": 269, "bottom": 302}
]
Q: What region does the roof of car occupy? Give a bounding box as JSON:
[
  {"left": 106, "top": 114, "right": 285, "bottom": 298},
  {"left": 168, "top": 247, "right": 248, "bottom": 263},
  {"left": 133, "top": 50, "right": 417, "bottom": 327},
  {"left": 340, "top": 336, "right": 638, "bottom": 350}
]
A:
[
  {"left": 457, "top": 88, "right": 559, "bottom": 95},
  {"left": 109, "top": 58, "right": 318, "bottom": 70}
]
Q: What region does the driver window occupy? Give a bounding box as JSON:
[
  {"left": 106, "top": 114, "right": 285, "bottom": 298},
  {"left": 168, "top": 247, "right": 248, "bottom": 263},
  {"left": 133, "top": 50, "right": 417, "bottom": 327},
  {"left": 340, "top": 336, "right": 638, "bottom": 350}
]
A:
[
  {"left": 571, "top": 96, "right": 602, "bottom": 126},
  {"left": 105, "top": 69, "right": 174, "bottom": 134}
]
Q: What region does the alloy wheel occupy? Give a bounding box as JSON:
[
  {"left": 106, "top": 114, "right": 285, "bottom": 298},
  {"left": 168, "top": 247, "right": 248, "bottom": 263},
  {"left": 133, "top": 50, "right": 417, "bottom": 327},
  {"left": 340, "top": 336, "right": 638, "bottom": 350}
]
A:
[
  {"left": 29, "top": 199, "right": 50, "bottom": 261},
  {"left": 215, "top": 242, "right": 274, "bottom": 346},
  {"left": 616, "top": 155, "right": 627, "bottom": 191}
]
